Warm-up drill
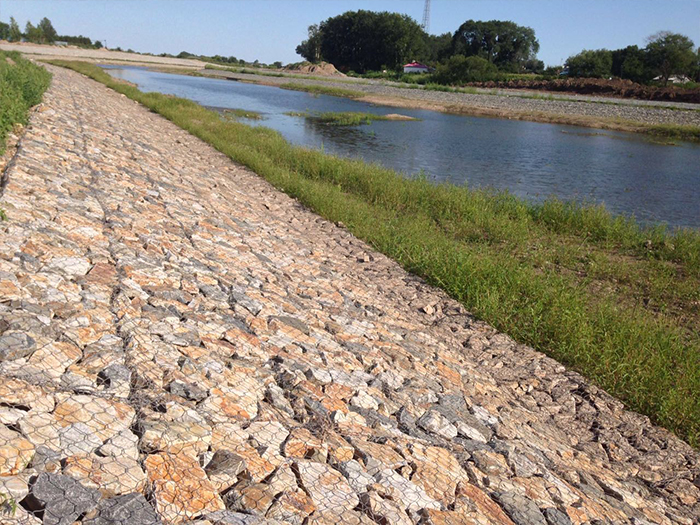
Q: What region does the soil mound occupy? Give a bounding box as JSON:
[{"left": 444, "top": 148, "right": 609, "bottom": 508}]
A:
[
  {"left": 285, "top": 61, "right": 347, "bottom": 77},
  {"left": 469, "top": 77, "right": 700, "bottom": 104}
]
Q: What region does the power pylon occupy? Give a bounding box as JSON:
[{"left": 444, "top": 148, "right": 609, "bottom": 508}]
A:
[{"left": 422, "top": 0, "right": 431, "bottom": 33}]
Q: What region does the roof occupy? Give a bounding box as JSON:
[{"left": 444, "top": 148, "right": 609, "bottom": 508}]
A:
[{"left": 404, "top": 62, "right": 429, "bottom": 68}]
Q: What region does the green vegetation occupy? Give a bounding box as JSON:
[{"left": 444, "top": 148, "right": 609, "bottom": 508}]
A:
[
  {"left": 52, "top": 60, "right": 700, "bottom": 446},
  {"left": 1, "top": 14, "right": 103, "bottom": 48},
  {"left": 0, "top": 51, "right": 52, "bottom": 155},
  {"left": 222, "top": 108, "right": 263, "bottom": 120},
  {"left": 287, "top": 111, "right": 402, "bottom": 126},
  {"left": 278, "top": 83, "right": 364, "bottom": 98}
]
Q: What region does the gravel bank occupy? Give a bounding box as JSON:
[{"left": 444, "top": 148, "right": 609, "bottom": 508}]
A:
[{"left": 205, "top": 69, "right": 700, "bottom": 128}]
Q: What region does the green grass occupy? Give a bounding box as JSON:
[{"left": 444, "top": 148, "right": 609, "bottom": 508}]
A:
[
  {"left": 286, "top": 111, "right": 417, "bottom": 126},
  {"left": 278, "top": 83, "right": 364, "bottom": 99},
  {"left": 0, "top": 51, "right": 52, "bottom": 155},
  {"left": 221, "top": 108, "right": 263, "bottom": 120},
  {"left": 50, "top": 60, "right": 700, "bottom": 446}
]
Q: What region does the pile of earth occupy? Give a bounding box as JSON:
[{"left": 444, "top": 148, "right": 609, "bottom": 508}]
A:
[
  {"left": 284, "top": 61, "right": 347, "bottom": 77},
  {"left": 468, "top": 77, "right": 700, "bottom": 103}
]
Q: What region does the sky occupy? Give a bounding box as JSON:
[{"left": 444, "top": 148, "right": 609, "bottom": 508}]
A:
[{"left": 1, "top": 0, "right": 699, "bottom": 66}]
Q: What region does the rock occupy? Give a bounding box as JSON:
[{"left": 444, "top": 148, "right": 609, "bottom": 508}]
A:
[
  {"left": 48, "top": 256, "right": 92, "bottom": 277},
  {"left": 53, "top": 394, "right": 135, "bottom": 442},
  {"left": 265, "top": 489, "right": 315, "bottom": 524},
  {"left": 494, "top": 492, "right": 547, "bottom": 525},
  {"left": 338, "top": 460, "right": 375, "bottom": 494},
  {"left": 0, "top": 425, "right": 34, "bottom": 476},
  {"left": 246, "top": 420, "right": 289, "bottom": 464},
  {"left": 29, "top": 446, "right": 62, "bottom": 474},
  {"left": 0, "top": 475, "right": 30, "bottom": 502},
  {"left": 543, "top": 507, "right": 573, "bottom": 525},
  {"left": 350, "top": 390, "right": 379, "bottom": 411},
  {"left": 455, "top": 420, "right": 490, "bottom": 443},
  {"left": 409, "top": 444, "right": 468, "bottom": 505},
  {"left": 202, "top": 510, "right": 270, "bottom": 525},
  {"left": 83, "top": 493, "right": 160, "bottom": 525},
  {"left": 98, "top": 364, "right": 132, "bottom": 398},
  {"left": 0, "top": 331, "right": 36, "bottom": 361},
  {"left": 283, "top": 428, "right": 328, "bottom": 462},
  {"left": 294, "top": 460, "right": 359, "bottom": 515},
  {"left": 169, "top": 379, "right": 208, "bottom": 401},
  {"left": 417, "top": 410, "right": 458, "bottom": 439},
  {"left": 144, "top": 452, "right": 225, "bottom": 523},
  {"left": 28, "top": 472, "right": 101, "bottom": 525},
  {"left": 18, "top": 412, "right": 61, "bottom": 449},
  {"left": 204, "top": 450, "right": 246, "bottom": 492},
  {"left": 63, "top": 454, "right": 147, "bottom": 497},
  {"left": 139, "top": 417, "right": 211, "bottom": 456},
  {"left": 373, "top": 468, "right": 441, "bottom": 512},
  {"left": 97, "top": 429, "right": 140, "bottom": 461},
  {"left": 222, "top": 480, "right": 274, "bottom": 515},
  {"left": 360, "top": 491, "right": 413, "bottom": 525},
  {"left": 0, "top": 378, "right": 54, "bottom": 412}
]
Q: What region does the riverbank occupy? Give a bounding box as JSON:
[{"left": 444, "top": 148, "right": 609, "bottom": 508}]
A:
[
  {"left": 203, "top": 68, "right": 700, "bottom": 141},
  {"left": 2, "top": 60, "right": 699, "bottom": 524},
  {"left": 49, "top": 60, "right": 700, "bottom": 448}
]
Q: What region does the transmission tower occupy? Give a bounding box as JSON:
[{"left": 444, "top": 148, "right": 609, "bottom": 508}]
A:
[{"left": 422, "top": 0, "right": 431, "bottom": 33}]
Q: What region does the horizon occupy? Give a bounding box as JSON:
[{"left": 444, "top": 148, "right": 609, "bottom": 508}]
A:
[{"left": 1, "top": 0, "right": 699, "bottom": 67}]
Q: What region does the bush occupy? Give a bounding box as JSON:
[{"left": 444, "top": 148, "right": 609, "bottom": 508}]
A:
[
  {"left": 0, "top": 51, "right": 52, "bottom": 154},
  {"left": 433, "top": 55, "right": 500, "bottom": 85},
  {"left": 566, "top": 49, "right": 613, "bottom": 78}
]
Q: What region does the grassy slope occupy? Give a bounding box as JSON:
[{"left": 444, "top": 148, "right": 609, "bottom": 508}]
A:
[
  {"left": 49, "top": 60, "right": 700, "bottom": 446},
  {"left": 0, "top": 51, "right": 52, "bottom": 155}
]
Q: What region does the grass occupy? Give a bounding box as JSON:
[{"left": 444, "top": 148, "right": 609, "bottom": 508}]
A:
[
  {"left": 50, "top": 60, "right": 700, "bottom": 446},
  {"left": 0, "top": 51, "right": 52, "bottom": 155},
  {"left": 278, "top": 82, "right": 364, "bottom": 99},
  {"left": 222, "top": 108, "right": 264, "bottom": 120},
  {"left": 286, "top": 111, "right": 416, "bottom": 126}
]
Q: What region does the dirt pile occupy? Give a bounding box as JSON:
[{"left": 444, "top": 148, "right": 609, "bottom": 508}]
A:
[
  {"left": 470, "top": 77, "right": 700, "bottom": 103},
  {"left": 285, "top": 61, "right": 347, "bottom": 77}
]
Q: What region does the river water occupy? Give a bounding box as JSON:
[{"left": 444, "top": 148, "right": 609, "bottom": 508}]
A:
[{"left": 104, "top": 66, "right": 700, "bottom": 229}]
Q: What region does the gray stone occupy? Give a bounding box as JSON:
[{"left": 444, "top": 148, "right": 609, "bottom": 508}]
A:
[
  {"left": 204, "top": 510, "right": 269, "bottom": 524},
  {"left": 58, "top": 422, "right": 103, "bottom": 456},
  {"left": 494, "top": 492, "right": 547, "bottom": 525},
  {"left": 543, "top": 507, "right": 573, "bottom": 525},
  {"left": 417, "top": 410, "right": 458, "bottom": 439},
  {"left": 338, "top": 460, "right": 375, "bottom": 494},
  {"left": 83, "top": 493, "right": 160, "bottom": 525},
  {"left": 205, "top": 450, "right": 246, "bottom": 477},
  {"left": 29, "top": 472, "right": 101, "bottom": 525},
  {"left": 0, "top": 331, "right": 36, "bottom": 361},
  {"left": 169, "top": 379, "right": 208, "bottom": 401}
]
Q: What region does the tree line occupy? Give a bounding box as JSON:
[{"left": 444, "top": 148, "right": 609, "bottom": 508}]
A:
[
  {"left": 296, "top": 11, "right": 542, "bottom": 76},
  {"left": 0, "top": 16, "right": 103, "bottom": 49},
  {"left": 297, "top": 10, "right": 700, "bottom": 86},
  {"left": 565, "top": 32, "right": 699, "bottom": 85}
]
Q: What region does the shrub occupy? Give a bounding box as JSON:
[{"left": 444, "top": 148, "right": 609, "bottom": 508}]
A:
[{"left": 433, "top": 55, "right": 500, "bottom": 85}]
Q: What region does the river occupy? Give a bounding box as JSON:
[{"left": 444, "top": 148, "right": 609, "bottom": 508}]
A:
[{"left": 104, "top": 66, "right": 700, "bottom": 229}]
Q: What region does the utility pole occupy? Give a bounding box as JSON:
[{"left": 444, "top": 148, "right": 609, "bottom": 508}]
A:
[{"left": 422, "top": 0, "right": 431, "bottom": 33}]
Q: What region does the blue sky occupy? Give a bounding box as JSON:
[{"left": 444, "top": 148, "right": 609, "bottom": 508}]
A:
[{"left": 2, "top": 0, "right": 699, "bottom": 66}]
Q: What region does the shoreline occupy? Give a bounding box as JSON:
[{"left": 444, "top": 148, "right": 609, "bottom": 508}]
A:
[{"left": 204, "top": 70, "right": 700, "bottom": 141}]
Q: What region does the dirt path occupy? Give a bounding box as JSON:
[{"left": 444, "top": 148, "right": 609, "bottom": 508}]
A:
[{"left": 0, "top": 65, "right": 698, "bottom": 524}]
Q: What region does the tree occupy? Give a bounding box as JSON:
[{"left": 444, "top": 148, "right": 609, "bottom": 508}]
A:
[
  {"left": 433, "top": 55, "right": 499, "bottom": 84},
  {"left": 94, "top": 41, "right": 103, "bottom": 49},
  {"left": 523, "top": 58, "right": 545, "bottom": 74},
  {"left": 451, "top": 20, "right": 539, "bottom": 72},
  {"left": 24, "top": 21, "right": 44, "bottom": 43},
  {"left": 297, "top": 11, "right": 429, "bottom": 73},
  {"left": 38, "top": 17, "right": 57, "bottom": 43},
  {"left": 8, "top": 17, "right": 22, "bottom": 42},
  {"left": 565, "top": 49, "right": 613, "bottom": 78},
  {"left": 296, "top": 24, "right": 323, "bottom": 63},
  {"left": 645, "top": 32, "right": 695, "bottom": 85},
  {"left": 611, "top": 45, "right": 650, "bottom": 83},
  {"left": 0, "top": 21, "right": 9, "bottom": 41}
]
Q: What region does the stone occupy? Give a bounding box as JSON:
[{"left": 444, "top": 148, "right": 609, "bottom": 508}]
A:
[
  {"left": 283, "top": 428, "right": 327, "bottom": 462},
  {"left": 246, "top": 420, "right": 289, "bottom": 464},
  {"left": 63, "top": 454, "right": 147, "bottom": 497},
  {"left": 223, "top": 480, "right": 274, "bottom": 515},
  {"left": 294, "top": 460, "right": 359, "bottom": 515},
  {"left": 0, "top": 475, "right": 29, "bottom": 503},
  {"left": 0, "top": 425, "right": 34, "bottom": 476},
  {"left": 145, "top": 452, "right": 225, "bottom": 523},
  {"left": 169, "top": 379, "right": 208, "bottom": 402},
  {"left": 494, "top": 492, "right": 547, "bottom": 525},
  {"left": 339, "top": 460, "right": 375, "bottom": 494},
  {"left": 48, "top": 256, "right": 92, "bottom": 277},
  {"left": 57, "top": 422, "right": 104, "bottom": 456},
  {"left": 139, "top": 417, "right": 211, "bottom": 456},
  {"left": 543, "top": 507, "right": 573, "bottom": 525},
  {"left": 204, "top": 450, "right": 246, "bottom": 492},
  {"left": 373, "top": 468, "right": 441, "bottom": 512},
  {"left": 265, "top": 489, "right": 315, "bottom": 524},
  {"left": 97, "top": 429, "right": 140, "bottom": 461},
  {"left": 83, "top": 493, "right": 160, "bottom": 525},
  {"left": 53, "top": 394, "right": 135, "bottom": 442},
  {"left": 409, "top": 444, "right": 468, "bottom": 505},
  {"left": 0, "top": 331, "right": 36, "bottom": 361},
  {"left": 0, "top": 378, "right": 54, "bottom": 412},
  {"left": 28, "top": 472, "right": 101, "bottom": 525},
  {"left": 360, "top": 491, "right": 413, "bottom": 525},
  {"left": 417, "top": 410, "right": 458, "bottom": 439},
  {"left": 455, "top": 482, "right": 515, "bottom": 525}
]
